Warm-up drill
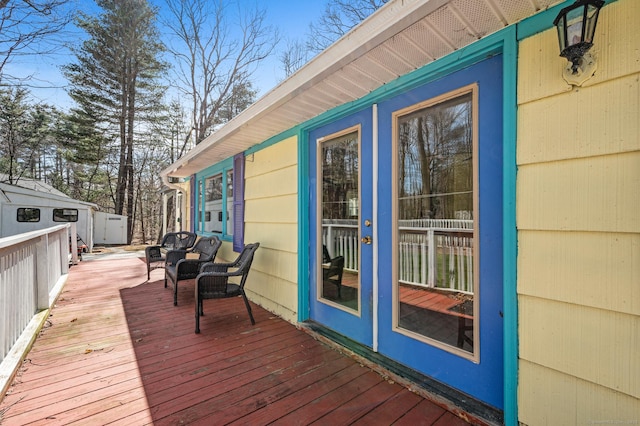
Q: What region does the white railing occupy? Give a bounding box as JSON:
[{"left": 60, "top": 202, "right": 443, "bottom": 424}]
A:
[
  {"left": 322, "top": 219, "right": 474, "bottom": 294},
  {"left": 322, "top": 220, "right": 360, "bottom": 271},
  {"left": 0, "top": 225, "right": 71, "bottom": 364},
  {"left": 399, "top": 225, "right": 474, "bottom": 294}
]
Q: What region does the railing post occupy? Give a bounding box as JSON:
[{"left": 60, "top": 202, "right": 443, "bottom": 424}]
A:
[
  {"left": 326, "top": 224, "right": 334, "bottom": 258},
  {"left": 427, "top": 229, "right": 435, "bottom": 287},
  {"left": 70, "top": 223, "right": 78, "bottom": 265},
  {"left": 60, "top": 228, "right": 69, "bottom": 275},
  {"left": 35, "top": 235, "right": 50, "bottom": 310}
]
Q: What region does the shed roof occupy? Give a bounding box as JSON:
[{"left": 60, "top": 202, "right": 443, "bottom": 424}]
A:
[
  {"left": 162, "top": 0, "right": 559, "bottom": 179},
  {"left": 0, "top": 181, "right": 98, "bottom": 208}
]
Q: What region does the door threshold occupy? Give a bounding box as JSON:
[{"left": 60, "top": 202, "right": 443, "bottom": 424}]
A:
[{"left": 299, "top": 321, "right": 503, "bottom": 426}]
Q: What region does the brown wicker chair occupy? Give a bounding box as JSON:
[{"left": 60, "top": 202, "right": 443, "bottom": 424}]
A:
[
  {"left": 194, "top": 243, "right": 260, "bottom": 333},
  {"left": 164, "top": 236, "right": 221, "bottom": 306},
  {"left": 144, "top": 231, "right": 197, "bottom": 280}
]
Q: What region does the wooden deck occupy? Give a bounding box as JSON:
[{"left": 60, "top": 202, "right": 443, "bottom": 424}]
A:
[{"left": 0, "top": 255, "right": 473, "bottom": 425}]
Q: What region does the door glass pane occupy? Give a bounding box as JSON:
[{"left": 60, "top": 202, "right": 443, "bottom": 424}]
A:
[
  {"left": 395, "top": 92, "right": 476, "bottom": 354},
  {"left": 319, "top": 130, "right": 359, "bottom": 311}
]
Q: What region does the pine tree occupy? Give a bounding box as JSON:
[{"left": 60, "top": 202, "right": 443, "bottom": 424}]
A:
[{"left": 63, "top": 0, "right": 167, "bottom": 243}]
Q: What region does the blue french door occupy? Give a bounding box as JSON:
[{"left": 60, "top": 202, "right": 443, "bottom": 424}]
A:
[
  {"left": 377, "top": 55, "right": 504, "bottom": 409},
  {"left": 308, "top": 108, "right": 374, "bottom": 346},
  {"left": 308, "top": 55, "right": 504, "bottom": 410}
]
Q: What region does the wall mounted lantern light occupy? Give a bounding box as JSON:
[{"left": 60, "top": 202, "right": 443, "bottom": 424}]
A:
[{"left": 553, "top": 0, "right": 604, "bottom": 86}]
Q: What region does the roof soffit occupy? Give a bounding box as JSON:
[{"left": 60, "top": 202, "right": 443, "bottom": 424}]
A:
[{"left": 163, "top": 0, "right": 559, "bottom": 178}]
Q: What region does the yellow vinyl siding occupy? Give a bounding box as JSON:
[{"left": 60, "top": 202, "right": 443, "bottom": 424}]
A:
[
  {"left": 517, "top": 0, "right": 640, "bottom": 423},
  {"left": 241, "top": 136, "right": 298, "bottom": 323},
  {"left": 519, "top": 361, "right": 640, "bottom": 425},
  {"left": 519, "top": 297, "right": 639, "bottom": 398},
  {"left": 519, "top": 230, "right": 639, "bottom": 316},
  {"left": 244, "top": 166, "right": 297, "bottom": 199},
  {"left": 518, "top": 73, "right": 640, "bottom": 164},
  {"left": 244, "top": 195, "right": 298, "bottom": 224},
  {"left": 518, "top": 152, "right": 640, "bottom": 233}
]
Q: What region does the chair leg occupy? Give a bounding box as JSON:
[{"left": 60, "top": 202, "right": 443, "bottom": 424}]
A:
[
  {"left": 147, "top": 262, "right": 151, "bottom": 281},
  {"left": 195, "top": 296, "right": 200, "bottom": 334},
  {"left": 241, "top": 292, "right": 256, "bottom": 325},
  {"left": 173, "top": 281, "right": 178, "bottom": 306}
]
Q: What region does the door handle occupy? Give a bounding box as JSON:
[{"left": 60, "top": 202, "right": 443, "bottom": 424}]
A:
[{"left": 361, "top": 236, "right": 372, "bottom": 244}]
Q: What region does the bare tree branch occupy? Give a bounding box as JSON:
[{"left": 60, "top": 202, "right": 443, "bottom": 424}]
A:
[
  {"left": 164, "top": 0, "right": 279, "bottom": 145},
  {"left": 307, "top": 0, "right": 388, "bottom": 53},
  {"left": 0, "top": 0, "right": 73, "bottom": 84}
]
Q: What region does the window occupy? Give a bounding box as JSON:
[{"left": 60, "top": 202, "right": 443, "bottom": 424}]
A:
[
  {"left": 204, "top": 171, "right": 233, "bottom": 234},
  {"left": 393, "top": 86, "right": 478, "bottom": 357},
  {"left": 17, "top": 208, "right": 40, "bottom": 222},
  {"left": 196, "top": 153, "right": 244, "bottom": 250},
  {"left": 53, "top": 208, "right": 79, "bottom": 222}
]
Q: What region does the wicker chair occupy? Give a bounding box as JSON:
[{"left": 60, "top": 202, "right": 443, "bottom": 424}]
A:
[
  {"left": 144, "top": 231, "right": 197, "bottom": 280},
  {"left": 194, "top": 243, "right": 260, "bottom": 333},
  {"left": 323, "top": 255, "right": 345, "bottom": 299},
  {"left": 165, "top": 236, "right": 221, "bottom": 306}
]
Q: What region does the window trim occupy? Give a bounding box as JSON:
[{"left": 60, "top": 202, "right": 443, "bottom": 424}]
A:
[
  {"left": 194, "top": 154, "right": 244, "bottom": 250},
  {"left": 316, "top": 125, "right": 362, "bottom": 315}
]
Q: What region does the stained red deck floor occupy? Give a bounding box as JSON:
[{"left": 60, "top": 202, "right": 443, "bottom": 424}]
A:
[{"left": 0, "top": 255, "right": 473, "bottom": 425}]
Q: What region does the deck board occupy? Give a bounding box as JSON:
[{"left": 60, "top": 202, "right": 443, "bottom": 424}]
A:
[{"left": 0, "top": 255, "right": 474, "bottom": 425}]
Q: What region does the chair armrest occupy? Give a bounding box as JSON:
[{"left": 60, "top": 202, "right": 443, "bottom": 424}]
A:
[
  {"left": 174, "top": 258, "right": 209, "bottom": 277},
  {"left": 199, "top": 262, "right": 245, "bottom": 277},
  {"left": 197, "top": 270, "right": 243, "bottom": 279},
  {"left": 165, "top": 249, "right": 188, "bottom": 266},
  {"left": 200, "top": 262, "right": 232, "bottom": 273},
  {"left": 145, "top": 245, "right": 162, "bottom": 260}
]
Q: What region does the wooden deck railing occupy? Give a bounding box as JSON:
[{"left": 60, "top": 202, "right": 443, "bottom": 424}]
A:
[
  {"left": 0, "top": 225, "right": 71, "bottom": 364},
  {"left": 323, "top": 219, "right": 474, "bottom": 294}
]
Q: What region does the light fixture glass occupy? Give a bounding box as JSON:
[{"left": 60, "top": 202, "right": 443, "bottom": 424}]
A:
[{"left": 553, "top": 0, "right": 605, "bottom": 74}]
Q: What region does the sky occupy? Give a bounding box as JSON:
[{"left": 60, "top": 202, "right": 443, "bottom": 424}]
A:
[{"left": 4, "top": 0, "right": 327, "bottom": 110}]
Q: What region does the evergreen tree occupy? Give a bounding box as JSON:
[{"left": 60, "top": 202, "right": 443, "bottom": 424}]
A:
[
  {"left": 0, "top": 87, "right": 29, "bottom": 183},
  {"left": 63, "top": 0, "right": 167, "bottom": 243}
]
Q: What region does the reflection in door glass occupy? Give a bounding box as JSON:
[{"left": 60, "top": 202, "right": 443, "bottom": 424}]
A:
[
  {"left": 319, "top": 130, "right": 359, "bottom": 311},
  {"left": 395, "top": 91, "right": 476, "bottom": 354}
]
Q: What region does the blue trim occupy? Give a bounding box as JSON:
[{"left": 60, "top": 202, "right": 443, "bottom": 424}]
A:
[
  {"left": 297, "top": 128, "right": 310, "bottom": 322},
  {"left": 194, "top": 157, "right": 235, "bottom": 241},
  {"left": 194, "top": 157, "right": 234, "bottom": 179},
  {"left": 501, "top": 25, "right": 519, "bottom": 426}
]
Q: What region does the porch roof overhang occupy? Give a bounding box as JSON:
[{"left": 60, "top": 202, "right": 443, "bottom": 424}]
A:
[{"left": 161, "top": 0, "right": 560, "bottom": 180}]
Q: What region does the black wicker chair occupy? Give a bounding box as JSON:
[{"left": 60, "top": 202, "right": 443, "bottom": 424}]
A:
[
  {"left": 165, "top": 236, "right": 221, "bottom": 306},
  {"left": 144, "top": 231, "right": 197, "bottom": 280},
  {"left": 323, "top": 255, "right": 344, "bottom": 299},
  {"left": 194, "top": 243, "right": 260, "bottom": 333}
]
